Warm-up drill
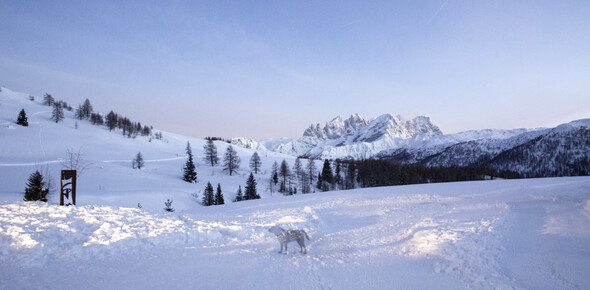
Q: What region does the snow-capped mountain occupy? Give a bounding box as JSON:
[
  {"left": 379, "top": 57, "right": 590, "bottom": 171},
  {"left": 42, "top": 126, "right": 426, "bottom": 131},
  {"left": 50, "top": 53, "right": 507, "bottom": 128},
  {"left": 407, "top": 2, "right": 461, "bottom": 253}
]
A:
[
  {"left": 376, "top": 119, "right": 590, "bottom": 176},
  {"left": 233, "top": 114, "right": 444, "bottom": 159},
  {"left": 232, "top": 114, "right": 590, "bottom": 177}
]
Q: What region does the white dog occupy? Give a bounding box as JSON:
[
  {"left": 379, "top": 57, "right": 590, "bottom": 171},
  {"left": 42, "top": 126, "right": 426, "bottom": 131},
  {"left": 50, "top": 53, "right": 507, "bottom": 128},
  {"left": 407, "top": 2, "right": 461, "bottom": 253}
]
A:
[{"left": 268, "top": 226, "right": 310, "bottom": 254}]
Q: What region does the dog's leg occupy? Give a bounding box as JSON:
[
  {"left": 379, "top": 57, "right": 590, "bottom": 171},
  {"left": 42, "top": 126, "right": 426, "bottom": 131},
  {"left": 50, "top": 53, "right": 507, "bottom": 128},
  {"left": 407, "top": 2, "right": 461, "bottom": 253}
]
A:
[{"left": 297, "top": 239, "right": 306, "bottom": 254}]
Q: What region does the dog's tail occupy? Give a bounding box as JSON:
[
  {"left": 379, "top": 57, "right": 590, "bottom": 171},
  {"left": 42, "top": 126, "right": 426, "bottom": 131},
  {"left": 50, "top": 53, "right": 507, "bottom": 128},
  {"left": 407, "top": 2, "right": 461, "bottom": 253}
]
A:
[{"left": 304, "top": 231, "right": 310, "bottom": 240}]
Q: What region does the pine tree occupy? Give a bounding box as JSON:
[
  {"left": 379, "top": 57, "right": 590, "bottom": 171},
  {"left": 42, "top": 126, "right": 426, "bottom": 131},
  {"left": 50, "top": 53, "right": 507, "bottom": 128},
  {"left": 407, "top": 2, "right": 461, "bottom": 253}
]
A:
[
  {"left": 244, "top": 173, "right": 260, "bottom": 200},
  {"left": 234, "top": 185, "right": 243, "bottom": 202},
  {"left": 106, "top": 111, "right": 118, "bottom": 131},
  {"left": 334, "top": 160, "right": 342, "bottom": 189},
  {"left": 293, "top": 157, "right": 303, "bottom": 191},
  {"left": 202, "top": 182, "right": 215, "bottom": 206},
  {"left": 132, "top": 152, "right": 144, "bottom": 169},
  {"left": 321, "top": 159, "right": 333, "bottom": 191},
  {"left": 23, "top": 171, "right": 49, "bottom": 202},
  {"left": 345, "top": 161, "right": 357, "bottom": 189},
  {"left": 301, "top": 172, "right": 311, "bottom": 193},
  {"left": 215, "top": 183, "right": 224, "bottom": 205},
  {"left": 223, "top": 145, "right": 240, "bottom": 176},
  {"left": 249, "top": 152, "right": 262, "bottom": 174},
  {"left": 269, "top": 161, "right": 279, "bottom": 193},
  {"left": 42, "top": 93, "right": 54, "bottom": 106},
  {"left": 203, "top": 138, "right": 219, "bottom": 166},
  {"left": 16, "top": 109, "right": 28, "bottom": 126},
  {"left": 51, "top": 103, "right": 64, "bottom": 123},
  {"left": 279, "top": 159, "right": 291, "bottom": 193},
  {"left": 90, "top": 113, "right": 104, "bottom": 125},
  {"left": 82, "top": 99, "right": 93, "bottom": 119},
  {"left": 183, "top": 141, "right": 197, "bottom": 183},
  {"left": 75, "top": 105, "right": 84, "bottom": 120},
  {"left": 307, "top": 158, "right": 317, "bottom": 185}
]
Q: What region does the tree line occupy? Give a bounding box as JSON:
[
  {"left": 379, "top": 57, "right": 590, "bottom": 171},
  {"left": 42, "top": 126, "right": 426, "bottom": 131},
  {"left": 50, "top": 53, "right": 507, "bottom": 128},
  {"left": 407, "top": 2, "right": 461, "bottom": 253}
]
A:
[{"left": 26, "top": 93, "right": 162, "bottom": 139}]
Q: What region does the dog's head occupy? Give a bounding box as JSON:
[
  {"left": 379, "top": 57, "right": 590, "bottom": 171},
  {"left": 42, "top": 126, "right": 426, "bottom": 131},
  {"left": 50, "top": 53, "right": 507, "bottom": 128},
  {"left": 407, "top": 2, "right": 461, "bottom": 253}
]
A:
[{"left": 268, "top": 225, "right": 284, "bottom": 236}]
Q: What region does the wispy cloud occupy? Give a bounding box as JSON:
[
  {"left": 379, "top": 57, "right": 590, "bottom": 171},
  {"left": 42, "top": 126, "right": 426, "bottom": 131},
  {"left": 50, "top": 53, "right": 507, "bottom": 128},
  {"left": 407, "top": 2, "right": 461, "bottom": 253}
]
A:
[
  {"left": 427, "top": 0, "right": 450, "bottom": 25},
  {"left": 342, "top": 19, "right": 362, "bottom": 28}
]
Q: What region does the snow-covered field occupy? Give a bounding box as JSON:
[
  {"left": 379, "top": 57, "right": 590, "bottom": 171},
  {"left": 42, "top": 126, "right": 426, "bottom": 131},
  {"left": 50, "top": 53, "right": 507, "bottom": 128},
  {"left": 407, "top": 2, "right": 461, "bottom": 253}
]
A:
[
  {"left": 2, "top": 178, "right": 590, "bottom": 289},
  {"left": 2, "top": 87, "right": 590, "bottom": 289}
]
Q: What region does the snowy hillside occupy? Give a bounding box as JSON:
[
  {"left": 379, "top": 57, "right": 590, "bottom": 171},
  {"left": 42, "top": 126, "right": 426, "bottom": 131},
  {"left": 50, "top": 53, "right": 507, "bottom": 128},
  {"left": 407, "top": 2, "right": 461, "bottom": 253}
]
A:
[
  {"left": 2, "top": 177, "right": 590, "bottom": 289},
  {"left": 0, "top": 86, "right": 301, "bottom": 210},
  {"left": 2, "top": 86, "right": 590, "bottom": 289}
]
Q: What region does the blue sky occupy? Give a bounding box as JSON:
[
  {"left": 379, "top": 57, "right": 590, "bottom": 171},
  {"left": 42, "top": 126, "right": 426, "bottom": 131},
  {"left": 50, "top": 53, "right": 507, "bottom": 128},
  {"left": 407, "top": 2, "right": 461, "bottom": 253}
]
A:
[{"left": 1, "top": 0, "right": 589, "bottom": 138}]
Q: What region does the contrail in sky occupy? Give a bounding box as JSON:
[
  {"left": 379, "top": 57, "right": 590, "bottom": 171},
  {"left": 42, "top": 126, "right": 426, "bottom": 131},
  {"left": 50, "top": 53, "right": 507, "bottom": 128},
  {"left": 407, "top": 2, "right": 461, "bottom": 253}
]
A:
[{"left": 427, "top": 0, "right": 450, "bottom": 25}]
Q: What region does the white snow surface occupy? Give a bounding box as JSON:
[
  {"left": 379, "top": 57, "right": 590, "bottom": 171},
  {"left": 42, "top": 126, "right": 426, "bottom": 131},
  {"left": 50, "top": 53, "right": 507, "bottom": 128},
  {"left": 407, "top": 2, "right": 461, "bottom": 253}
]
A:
[
  {"left": 2, "top": 178, "right": 590, "bottom": 289},
  {"left": 2, "top": 86, "right": 590, "bottom": 289}
]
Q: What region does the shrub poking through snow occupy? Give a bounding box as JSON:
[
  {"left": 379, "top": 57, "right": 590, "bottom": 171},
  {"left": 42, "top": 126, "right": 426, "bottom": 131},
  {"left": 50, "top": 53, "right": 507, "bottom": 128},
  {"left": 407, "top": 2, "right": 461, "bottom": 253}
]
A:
[
  {"left": 132, "top": 152, "right": 144, "bottom": 169},
  {"left": 164, "top": 199, "right": 174, "bottom": 212}
]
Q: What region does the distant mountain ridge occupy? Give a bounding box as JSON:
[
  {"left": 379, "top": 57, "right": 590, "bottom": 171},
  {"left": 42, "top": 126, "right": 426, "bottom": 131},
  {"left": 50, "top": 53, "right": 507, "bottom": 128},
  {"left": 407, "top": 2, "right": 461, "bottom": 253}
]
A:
[
  {"left": 232, "top": 113, "right": 444, "bottom": 159},
  {"left": 232, "top": 114, "right": 590, "bottom": 177}
]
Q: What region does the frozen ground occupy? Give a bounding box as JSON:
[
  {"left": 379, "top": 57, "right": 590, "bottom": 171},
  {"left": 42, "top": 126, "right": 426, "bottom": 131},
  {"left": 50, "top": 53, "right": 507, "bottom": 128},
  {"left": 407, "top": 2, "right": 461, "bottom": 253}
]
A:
[
  {"left": 2, "top": 177, "right": 590, "bottom": 289},
  {"left": 1, "top": 87, "right": 590, "bottom": 289}
]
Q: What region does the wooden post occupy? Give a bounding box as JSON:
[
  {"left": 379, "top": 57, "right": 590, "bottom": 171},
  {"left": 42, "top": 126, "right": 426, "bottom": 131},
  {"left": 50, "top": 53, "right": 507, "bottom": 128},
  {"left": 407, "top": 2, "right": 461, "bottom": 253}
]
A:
[{"left": 60, "top": 170, "right": 77, "bottom": 206}]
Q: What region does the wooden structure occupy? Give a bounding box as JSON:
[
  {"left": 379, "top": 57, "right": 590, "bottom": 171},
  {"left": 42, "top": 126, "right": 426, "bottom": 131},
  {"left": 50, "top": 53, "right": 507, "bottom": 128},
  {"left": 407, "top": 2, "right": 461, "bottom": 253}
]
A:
[{"left": 60, "top": 170, "right": 77, "bottom": 205}]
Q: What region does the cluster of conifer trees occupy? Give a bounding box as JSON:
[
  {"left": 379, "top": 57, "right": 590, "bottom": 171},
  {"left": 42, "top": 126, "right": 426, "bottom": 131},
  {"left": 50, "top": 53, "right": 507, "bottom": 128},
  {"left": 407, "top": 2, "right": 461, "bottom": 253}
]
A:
[
  {"left": 266, "top": 157, "right": 522, "bottom": 194},
  {"left": 184, "top": 140, "right": 260, "bottom": 205},
  {"left": 36, "top": 93, "right": 159, "bottom": 139}
]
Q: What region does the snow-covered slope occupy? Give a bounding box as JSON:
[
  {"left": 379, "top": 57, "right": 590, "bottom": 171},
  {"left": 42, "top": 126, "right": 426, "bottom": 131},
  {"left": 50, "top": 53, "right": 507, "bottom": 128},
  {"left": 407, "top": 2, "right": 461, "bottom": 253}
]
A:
[
  {"left": 2, "top": 177, "right": 590, "bottom": 289},
  {"left": 0, "top": 86, "right": 301, "bottom": 210},
  {"left": 2, "top": 86, "right": 590, "bottom": 289}
]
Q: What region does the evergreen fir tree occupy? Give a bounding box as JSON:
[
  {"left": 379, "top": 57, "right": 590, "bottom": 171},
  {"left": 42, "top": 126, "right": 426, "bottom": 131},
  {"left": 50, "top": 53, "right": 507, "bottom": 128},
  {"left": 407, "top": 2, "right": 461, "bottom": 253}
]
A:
[
  {"left": 202, "top": 182, "right": 215, "bottom": 206},
  {"left": 321, "top": 159, "right": 333, "bottom": 191},
  {"left": 223, "top": 145, "right": 240, "bottom": 175},
  {"left": 346, "top": 161, "right": 357, "bottom": 189},
  {"left": 279, "top": 159, "right": 291, "bottom": 193},
  {"left": 42, "top": 93, "right": 54, "bottom": 106},
  {"left": 269, "top": 161, "right": 279, "bottom": 193},
  {"left": 90, "top": 113, "right": 104, "bottom": 125},
  {"left": 16, "top": 109, "right": 28, "bottom": 126},
  {"left": 215, "top": 183, "right": 224, "bottom": 205},
  {"left": 234, "top": 185, "right": 243, "bottom": 202},
  {"left": 249, "top": 151, "right": 262, "bottom": 174},
  {"left": 132, "top": 152, "right": 144, "bottom": 169},
  {"left": 82, "top": 99, "right": 93, "bottom": 119},
  {"left": 51, "top": 103, "right": 64, "bottom": 123},
  {"left": 183, "top": 141, "right": 197, "bottom": 183},
  {"left": 335, "top": 160, "right": 342, "bottom": 188},
  {"left": 244, "top": 173, "right": 260, "bottom": 200},
  {"left": 307, "top": 158, "right": 317, "bottom": 185},
  {"left": 75, "top": 105, "right": 84, "bottom": 120},
  {"left": 203, "top": 138, "right": 219, "bottom": 166},
  {"left": 293, "top": 157, "right": 303, "bottom": 191},
  {"left": 23, "top": 171, "right": 49, "bottom": 202},
  {"left": 106, "top": 111, "right": 118, "bottom": 131}
]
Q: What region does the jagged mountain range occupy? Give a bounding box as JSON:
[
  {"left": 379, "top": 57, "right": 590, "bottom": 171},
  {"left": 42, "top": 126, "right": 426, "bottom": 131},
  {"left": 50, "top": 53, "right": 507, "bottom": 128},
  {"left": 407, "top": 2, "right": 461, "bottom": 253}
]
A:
[{"left": 232, "top": 114, "right": 590, "bottom": 177}]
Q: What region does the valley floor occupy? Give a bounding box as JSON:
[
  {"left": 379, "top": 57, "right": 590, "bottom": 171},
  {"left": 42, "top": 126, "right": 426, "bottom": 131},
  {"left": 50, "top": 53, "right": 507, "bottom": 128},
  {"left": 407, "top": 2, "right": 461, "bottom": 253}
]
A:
[{"left": 2, "top": 177, "right": 590, "bottom": 289}]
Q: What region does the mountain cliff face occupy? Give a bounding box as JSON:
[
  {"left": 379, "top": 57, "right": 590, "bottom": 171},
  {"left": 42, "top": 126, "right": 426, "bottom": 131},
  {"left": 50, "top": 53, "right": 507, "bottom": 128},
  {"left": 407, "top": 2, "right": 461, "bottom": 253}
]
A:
[
  {"left": 380, "top": 119, "right": 590, "bottom": 177},
  {"left": 241, "top": 114, "right": 444, "bottom": 159},
  {"left": 231, "top": 114, "right": 590, "bottom": 177}
]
